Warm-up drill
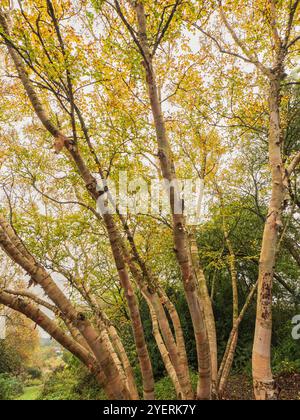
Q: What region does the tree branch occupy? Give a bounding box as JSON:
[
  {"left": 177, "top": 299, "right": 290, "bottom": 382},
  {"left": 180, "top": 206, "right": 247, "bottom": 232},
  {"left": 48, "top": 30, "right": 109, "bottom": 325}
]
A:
[
  {"left": 285, "top": 150, "right": 300, "bottom": 178},
  {"left": 193, "top": 23, "right": 255, "bottom": 64},
  {"left": 284, "top": 0, "right": 300, "bottom": 49},
  {"left": 32, "top": 180, "right": 102, "bottom": 220},
  {"left": 113, "top": 0, "right": 150, "bottom": 68},
  {"left": 3, "top": 288, "right": 57, "bottom": 313},
  {"left": 218, "top": 1, "right": 271, "bottom": 76},
  {"left": 268, "top": 0, "right": 282, "bottom": 52},
  {"left": 152, "top": 0, "right": 182, "bottom": 56},
  {"left": 0, "top": 289, "right": 105, "bottom": 383},
  {"left": 287, "top": 35, "right": 300, "bottom": 50}
]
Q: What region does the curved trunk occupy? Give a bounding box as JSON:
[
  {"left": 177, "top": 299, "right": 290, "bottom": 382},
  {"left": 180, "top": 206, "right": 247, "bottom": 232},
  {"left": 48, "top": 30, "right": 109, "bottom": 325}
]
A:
[
  {"left": 106, "top": 321, "right": 140, "bottom": 400},
  {"left": 218, "top": 333, "right": 238, "bottom": 398},
  {"left": 103, "top": 214, "right": 154, "bottom": 400},
  {"left": 0, "top": 290, "right": 117, "bottom": 399},
  {"left": 119, "top": 212, "right": 192, "bottom": 394},
  {"left": 146, "top": 290, "right": 193, "bottom": 399},
  {"left": 216, "top": 211, "right": 239, "bottom": 398},
  {"left": 218, "top": 283, "right": 257, "bottom": 397},
  {"left": 145, "top": 296, "right": 183, "bottom": 399},
  {"left": 189, "top": 232, "right": 218, "bottom": 394},
  {"left": 0, "top": 12, "right": 152, "bottom": 400},
  {"left": 158, "top": 290, "right": 193, "bottom": 397},
  {"left": 3, "top": 287, "right": 92, "bottom": 353},
  {"left": 120, "top": 233, "right": 192, "bottom": 398},
  {"left": 0, "top": 225, "right": 130, "bottom": 400},
  {"left": 82, "top": 290, "right": 140, "bottom": 400}
]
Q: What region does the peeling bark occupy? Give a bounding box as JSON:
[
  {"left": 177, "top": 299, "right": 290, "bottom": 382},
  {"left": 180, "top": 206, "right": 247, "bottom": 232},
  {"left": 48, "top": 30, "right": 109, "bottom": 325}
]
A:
[
  {"left": 189, "top": 231, "right": 217, "bottom": 395},
  {"left": 0, "top": 290, "right": 116, "bottom": 398},
  {"left": 0, "top": 12, "right": 153, "bottom": 400},
  {"left": 129, "top": 2, "right": 211, "bottom": 399},
  {"left": 218, "top": 283, "right": 258, "bottom": 397},
  {"left": 252, "top": 75, "right": 285, "bottom": 400},
  {"left": 0, "top": 222, "right": 131, "bottom": 399}
]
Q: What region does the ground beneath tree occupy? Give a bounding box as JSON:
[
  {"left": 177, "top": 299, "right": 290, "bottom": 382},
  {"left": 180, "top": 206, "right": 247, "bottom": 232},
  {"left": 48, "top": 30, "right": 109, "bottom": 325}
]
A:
[
  {"left": 224, "top": 373, "right": 300, "bottom": 400},
  {"left": 12, "top": 374, "right": 300, "bottom": 400}
]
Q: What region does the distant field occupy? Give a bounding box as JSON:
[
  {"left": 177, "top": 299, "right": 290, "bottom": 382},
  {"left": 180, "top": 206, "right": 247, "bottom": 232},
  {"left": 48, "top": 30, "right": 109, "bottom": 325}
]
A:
[{"left": 16, "top": 386, "right": 42, "bottom": 401}]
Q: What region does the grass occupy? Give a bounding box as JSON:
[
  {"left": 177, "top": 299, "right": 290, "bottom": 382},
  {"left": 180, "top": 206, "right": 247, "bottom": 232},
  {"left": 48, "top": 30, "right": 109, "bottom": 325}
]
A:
[{"left": 16, "top": 385, "right": 42, "bottom": 401}]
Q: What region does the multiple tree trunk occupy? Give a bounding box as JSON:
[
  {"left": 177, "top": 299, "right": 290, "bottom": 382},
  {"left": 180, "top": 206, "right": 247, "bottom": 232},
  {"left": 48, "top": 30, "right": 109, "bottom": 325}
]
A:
[
  {"left": 0, "top": 0, "right": 299, "bottom": 401},
  {"left": 217, "top": 0, "right": 300, "bottom": 400},
  {"left": 127, "top": 1, "right": 211, "bottom": 400}
]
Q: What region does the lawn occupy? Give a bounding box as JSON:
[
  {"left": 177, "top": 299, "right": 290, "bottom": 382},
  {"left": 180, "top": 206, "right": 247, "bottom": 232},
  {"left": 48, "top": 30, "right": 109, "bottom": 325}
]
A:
[{"left": 16, "top": 385, "right": 42, "bottom": 401}]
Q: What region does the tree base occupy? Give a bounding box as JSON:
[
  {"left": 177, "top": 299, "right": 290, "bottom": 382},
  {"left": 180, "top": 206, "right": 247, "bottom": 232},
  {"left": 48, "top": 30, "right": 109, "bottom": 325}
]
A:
[{"left": 254, "top": 379, "right": 280, "bottom": 400}]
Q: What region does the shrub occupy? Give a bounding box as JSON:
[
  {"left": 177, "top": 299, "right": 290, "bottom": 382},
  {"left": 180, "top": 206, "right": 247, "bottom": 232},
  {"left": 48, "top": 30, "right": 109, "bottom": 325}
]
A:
[
  {"left": 0, "top": 374, "right": 23, "bottom": 400},
  {"left": 27, "top": 367, "right": 42, "bottom": 380},
  {"left": 274, "top": 360, "right": 300, "bottom": 375},
  {"left": 0, "top": 341, "right": 22, "bottom": 375},
  {"left": 154, "top": 371, "right": 198, "bottom": 400},
  {"left": 39, "top": 369, "right": 77, "bottom": 400},
  {"left": 39, "top": 360, "right": 105, "bottom": 401}
]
